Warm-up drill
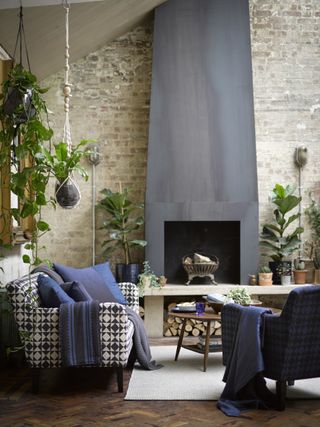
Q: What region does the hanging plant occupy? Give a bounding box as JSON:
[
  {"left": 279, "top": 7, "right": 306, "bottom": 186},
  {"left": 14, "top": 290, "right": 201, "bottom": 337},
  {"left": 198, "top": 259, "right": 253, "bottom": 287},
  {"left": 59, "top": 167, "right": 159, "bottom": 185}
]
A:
[
  {"left": 0, "top": 63, "right": 54, "bottom": 267},
  {"left": 47, "top": 1, "right": 91, "bottom": 209},
  {"left": 41, "top": 140, "right": 90, "bottom": 209},
  {"left": 2, "top": 63, "right": 38, "bottom": 125}
]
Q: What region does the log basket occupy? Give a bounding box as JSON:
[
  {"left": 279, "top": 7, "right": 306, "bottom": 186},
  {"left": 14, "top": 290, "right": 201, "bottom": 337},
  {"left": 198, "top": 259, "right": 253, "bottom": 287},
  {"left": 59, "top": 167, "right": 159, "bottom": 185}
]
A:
[{"left": 182, "top": 253, "right": 219, "bottom": 285}]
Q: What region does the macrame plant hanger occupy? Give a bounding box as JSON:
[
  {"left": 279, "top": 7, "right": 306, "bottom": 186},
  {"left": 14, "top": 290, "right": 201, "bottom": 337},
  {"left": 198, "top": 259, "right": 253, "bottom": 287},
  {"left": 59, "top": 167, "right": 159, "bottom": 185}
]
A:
[
  {"left": 4, "top": 3, "right": 35, "bottom": 125},
  {"left": 55, "top": 0, "right": 81, "bottom": 209}
]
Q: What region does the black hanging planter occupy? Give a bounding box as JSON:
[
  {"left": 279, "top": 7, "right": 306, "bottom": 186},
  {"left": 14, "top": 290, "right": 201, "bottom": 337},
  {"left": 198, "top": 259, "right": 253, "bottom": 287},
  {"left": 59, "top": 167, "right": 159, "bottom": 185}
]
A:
[
  {"left": 115, "top": 263, "right": 140, "bottom": 284},
  {"left": 3, "top": 87, "right": 36, "bottom": 125},
  {"left": 55, "top": 176, "right": 81, "bottom": 209}
]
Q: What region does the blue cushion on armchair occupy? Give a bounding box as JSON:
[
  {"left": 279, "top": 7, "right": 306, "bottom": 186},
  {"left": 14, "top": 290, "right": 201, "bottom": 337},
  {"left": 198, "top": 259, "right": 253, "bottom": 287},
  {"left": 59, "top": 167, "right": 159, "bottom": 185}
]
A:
[
  {"left": 53, "top": 263, "right": 121, "bottom": 303},
  {"left": 61, "top": 281, "right": 93, "bottom": 302},
  {"left": 37, "top": 275, "right": 74, "bottom": 307},
  {"left": 92, "top": 262, "right": 127, "bottom": 305}
]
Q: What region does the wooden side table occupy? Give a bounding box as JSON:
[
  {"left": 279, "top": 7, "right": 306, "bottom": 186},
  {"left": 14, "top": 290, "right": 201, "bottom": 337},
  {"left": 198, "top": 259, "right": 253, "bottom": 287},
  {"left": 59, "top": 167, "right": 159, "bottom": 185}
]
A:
[{"left": 169, "top": 309, "right": 222, "bottom": 372}]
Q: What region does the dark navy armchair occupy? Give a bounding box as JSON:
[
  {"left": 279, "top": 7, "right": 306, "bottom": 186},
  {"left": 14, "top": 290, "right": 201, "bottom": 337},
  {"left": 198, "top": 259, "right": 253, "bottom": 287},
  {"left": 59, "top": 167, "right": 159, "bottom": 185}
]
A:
[{"left": 221, "top": 285, "right": 320, "bottom": 409}]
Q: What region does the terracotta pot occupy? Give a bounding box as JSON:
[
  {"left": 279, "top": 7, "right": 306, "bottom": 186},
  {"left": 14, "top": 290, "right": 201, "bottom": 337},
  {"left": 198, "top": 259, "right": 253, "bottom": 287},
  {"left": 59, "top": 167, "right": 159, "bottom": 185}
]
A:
[
  {"left": 258, "top": 272, "right": 273, "bottom": 286},
  {"left": 293, "top": 270, "right": 308, "bottom": 284}
]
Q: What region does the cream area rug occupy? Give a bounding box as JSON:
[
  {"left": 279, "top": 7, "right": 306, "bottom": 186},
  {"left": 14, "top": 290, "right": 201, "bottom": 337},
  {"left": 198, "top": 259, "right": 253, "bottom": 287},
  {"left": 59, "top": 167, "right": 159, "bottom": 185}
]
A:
[{"left": 125, "top": 346, "right": 320, "bottom": 401}]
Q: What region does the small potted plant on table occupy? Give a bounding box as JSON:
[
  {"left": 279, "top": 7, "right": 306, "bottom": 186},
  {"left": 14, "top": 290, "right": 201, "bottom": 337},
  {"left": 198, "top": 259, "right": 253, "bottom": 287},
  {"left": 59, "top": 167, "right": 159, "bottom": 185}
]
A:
[
  {"left": 258, "top": 266, "right": 273, "bottom": 286},
  {"left": 293, "top": 259, "right": 308, "bottom": 284}
]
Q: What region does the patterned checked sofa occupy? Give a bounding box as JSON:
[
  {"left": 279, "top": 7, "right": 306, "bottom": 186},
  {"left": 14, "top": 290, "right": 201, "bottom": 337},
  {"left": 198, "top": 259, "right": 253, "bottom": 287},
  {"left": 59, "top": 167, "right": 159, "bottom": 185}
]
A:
[
  {"left": 6, "top": 272, "right": 139, "bottom": 393},
  {"left": 221, "top": 285, "right": 320, "bottom": 409}
]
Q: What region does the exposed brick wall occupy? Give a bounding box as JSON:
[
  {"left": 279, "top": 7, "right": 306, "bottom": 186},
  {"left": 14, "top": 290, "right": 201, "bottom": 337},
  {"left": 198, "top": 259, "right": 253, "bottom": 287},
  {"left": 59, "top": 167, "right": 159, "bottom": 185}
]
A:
[
  {"left": 40, "top": 20, "right": 153, "bottom": 268},
  {"left": 250, "top": 0, "right": 320, "bottom": 264},
  {"left": 35, "top": 1, "right": 320, "bottom": 274}
]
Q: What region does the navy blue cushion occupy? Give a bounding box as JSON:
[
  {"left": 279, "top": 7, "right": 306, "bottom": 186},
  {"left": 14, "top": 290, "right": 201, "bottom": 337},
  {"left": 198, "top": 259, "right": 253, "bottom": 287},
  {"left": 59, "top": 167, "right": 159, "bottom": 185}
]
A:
[
  {"left": 53, "top": 263, "right": 119, "bottom": 303},
  {"left": 37, "top": 274, "right": 74, "bottom": 307},
  {"left": 61, "top": 281, "right": 93, "bottom": 302},
  {"left": 92, "top": 262, "right": 127, "bottom": 305}
]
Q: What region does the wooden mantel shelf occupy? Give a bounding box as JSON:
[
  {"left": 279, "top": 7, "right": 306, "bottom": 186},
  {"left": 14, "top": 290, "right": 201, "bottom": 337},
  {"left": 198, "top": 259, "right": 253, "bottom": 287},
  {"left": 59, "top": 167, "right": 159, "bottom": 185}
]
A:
[{"left": 143, "top": 283, "right": 305, "bottom": 338}]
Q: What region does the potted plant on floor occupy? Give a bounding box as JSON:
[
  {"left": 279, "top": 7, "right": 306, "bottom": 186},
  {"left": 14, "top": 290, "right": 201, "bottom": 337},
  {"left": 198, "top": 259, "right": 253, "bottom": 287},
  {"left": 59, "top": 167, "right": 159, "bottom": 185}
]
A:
[
  {"left": 260, "top": 184, "right": 303, "bottom": 284},
  {"left": 97, "top": 186, "right": 147, "bottom": 284}
]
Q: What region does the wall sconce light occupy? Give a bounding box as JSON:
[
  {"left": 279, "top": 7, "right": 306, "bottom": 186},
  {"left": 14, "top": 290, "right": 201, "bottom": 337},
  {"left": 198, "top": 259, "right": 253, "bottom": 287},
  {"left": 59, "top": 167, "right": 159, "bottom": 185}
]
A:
[
  {"left": 86, "top": 144, "right": 101, "bottom": 166},
  {"left": 295, "top": 145, "right": 308, "bottom": 168}
]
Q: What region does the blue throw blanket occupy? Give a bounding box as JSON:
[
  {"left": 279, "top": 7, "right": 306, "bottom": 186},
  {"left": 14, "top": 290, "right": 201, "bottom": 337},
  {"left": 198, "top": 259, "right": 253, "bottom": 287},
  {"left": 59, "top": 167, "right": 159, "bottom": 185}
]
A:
[
  {"left": 218, "top": 305, "right": 276, "bottom": 416},
  {"left": 59, "top": 302, "right": 162, "bottom": 370},
  {"left": 126, "top": 307, "right": 163, "bottom": 370},
  {"left": 60, "top": 301, "right": 101, "bottom": 367}
]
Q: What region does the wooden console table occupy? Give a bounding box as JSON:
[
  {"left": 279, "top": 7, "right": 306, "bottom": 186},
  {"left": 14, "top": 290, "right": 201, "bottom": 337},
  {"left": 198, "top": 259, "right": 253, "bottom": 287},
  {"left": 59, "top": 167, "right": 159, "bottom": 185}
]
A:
[{"left": 143, "top": 283, "right": 302, "bottom": 337}]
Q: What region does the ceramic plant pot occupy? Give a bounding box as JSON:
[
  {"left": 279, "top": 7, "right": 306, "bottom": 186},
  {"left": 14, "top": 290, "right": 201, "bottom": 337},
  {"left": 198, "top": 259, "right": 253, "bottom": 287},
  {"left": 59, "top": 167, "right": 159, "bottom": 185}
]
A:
[
  {"left": 281, "top": 275, "right": 291, "bottom": 285},
  {"left": 258, "top": 272, "right": 273, "bottom": 286},
  {"left": 55, "top": 178, "right": 81, "bottom": 209},
  {"left": 269, "top": 261, "right": 292, "bottom": 285},
  {"left": 293, "top": 270, "right": 308, "bottom": 285},
  {"left": 115, "top": 263, "right": 140, "bottom": 284}
]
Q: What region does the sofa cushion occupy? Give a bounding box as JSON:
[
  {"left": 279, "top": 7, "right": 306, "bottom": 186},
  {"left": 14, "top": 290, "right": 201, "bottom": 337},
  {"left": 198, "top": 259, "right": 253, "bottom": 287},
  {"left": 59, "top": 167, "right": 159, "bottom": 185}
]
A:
[
  {"left": 61, "top": 281, "right": 93, "bottom": 302},
  {"left": 53, "top": 263, "right": 119, "bottom": 303},
  {"left": 38, "top": 274, "right": 74, "bottom": 307},
  {"left": 92, "top": 262, "right": 127, "bottom": 305}
]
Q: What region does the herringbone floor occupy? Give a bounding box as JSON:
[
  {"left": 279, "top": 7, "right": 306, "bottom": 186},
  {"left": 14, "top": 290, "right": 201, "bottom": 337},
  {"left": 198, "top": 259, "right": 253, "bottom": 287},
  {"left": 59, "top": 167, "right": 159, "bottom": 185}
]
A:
[{"left": 1, "top": 348, "right": 320, "bottom": 427}]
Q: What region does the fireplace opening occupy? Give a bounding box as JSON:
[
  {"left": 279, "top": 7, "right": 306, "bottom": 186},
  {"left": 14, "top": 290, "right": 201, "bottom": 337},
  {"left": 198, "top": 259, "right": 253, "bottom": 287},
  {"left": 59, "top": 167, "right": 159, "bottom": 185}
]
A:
[{"left": 164, "top": 221, "right": 240, "bottom": 284}]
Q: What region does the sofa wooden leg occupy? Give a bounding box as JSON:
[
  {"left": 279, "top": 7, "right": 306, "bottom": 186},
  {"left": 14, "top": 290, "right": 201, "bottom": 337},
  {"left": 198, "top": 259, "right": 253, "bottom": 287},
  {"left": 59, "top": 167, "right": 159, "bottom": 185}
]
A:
[
  {"left": 116, "top": 367, "right": 123, "bottom": 393},
  {"left": 276, "top": 380, "right": 287, "bottom": 410},
  {"left": 32, "top": 368, "right": 40, "bottom": 394}
]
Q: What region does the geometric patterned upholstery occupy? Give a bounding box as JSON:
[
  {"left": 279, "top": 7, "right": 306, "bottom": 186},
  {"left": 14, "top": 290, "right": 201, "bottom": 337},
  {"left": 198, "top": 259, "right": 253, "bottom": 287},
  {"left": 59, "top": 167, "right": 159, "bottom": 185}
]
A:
[
  {"left": 6, "top": 272, "right": 139, "bottom": 370},
  {"left": 221, "top": 285, "right": 320, "bottom": 383}
]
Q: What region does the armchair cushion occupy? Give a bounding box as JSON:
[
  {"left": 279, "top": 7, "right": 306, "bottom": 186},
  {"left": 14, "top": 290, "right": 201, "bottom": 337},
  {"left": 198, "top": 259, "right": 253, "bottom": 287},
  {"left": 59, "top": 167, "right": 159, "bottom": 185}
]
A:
[
  {"left": 92, "top": 262, "right": 127, "bottom": 305},
  {"left": 53, "top": 263, "right": 119, "bottom": 303},
  {"left": 61, "top": 281, "right": 93, "bottom": 302},
  {"left": 38, "top": 275, "right": 74, "bottom": 307}
]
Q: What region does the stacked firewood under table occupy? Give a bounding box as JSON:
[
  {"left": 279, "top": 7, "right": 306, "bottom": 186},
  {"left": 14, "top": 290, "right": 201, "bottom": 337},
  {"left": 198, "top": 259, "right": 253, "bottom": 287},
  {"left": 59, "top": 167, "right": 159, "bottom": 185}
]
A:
[{"left": 163, "top": 303, "right": 222, "bottom": 337}]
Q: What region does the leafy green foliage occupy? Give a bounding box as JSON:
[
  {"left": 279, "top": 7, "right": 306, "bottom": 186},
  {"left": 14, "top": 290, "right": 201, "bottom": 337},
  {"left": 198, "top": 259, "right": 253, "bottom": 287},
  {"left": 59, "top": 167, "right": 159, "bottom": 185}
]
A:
[
  {"left": 259, "top": 265, "right": 271, "bottom": 273},
  {"left": 260, "top": 184, "right": 303, "bottom": 262},
  {"left": 97, "top": 188, "right": 147, "bottom": 264},
  {"left": 42, "top": 140, "right": 90, "bottom": 183},
  {"left": 227, "top": 287, "right": 252, "bottom": 305},
  {"left": 137, "top": 260, "right": 160, "bottom": 296},
  {"left": 0, "top": 64, "right": 90, "bottom": 268},
  {"left": 305, "top": 198, "right": 320, "bottom": 248}
]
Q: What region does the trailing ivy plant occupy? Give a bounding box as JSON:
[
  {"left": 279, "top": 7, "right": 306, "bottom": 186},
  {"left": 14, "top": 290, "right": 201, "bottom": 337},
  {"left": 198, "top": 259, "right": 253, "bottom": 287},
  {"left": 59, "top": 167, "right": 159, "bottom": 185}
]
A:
[{"left": 0, "top": 64, "right": 54, "bottom": 268}]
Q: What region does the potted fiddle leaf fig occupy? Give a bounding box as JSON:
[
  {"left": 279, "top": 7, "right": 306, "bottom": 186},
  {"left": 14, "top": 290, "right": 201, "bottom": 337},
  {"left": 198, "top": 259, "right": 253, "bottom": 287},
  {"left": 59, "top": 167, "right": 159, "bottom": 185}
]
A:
[
  {"left": 97, "top": 187, "right": 147, "bottom": 284},
  {"left": 260, "top": 184, "right": 303, "bottom": 284}
]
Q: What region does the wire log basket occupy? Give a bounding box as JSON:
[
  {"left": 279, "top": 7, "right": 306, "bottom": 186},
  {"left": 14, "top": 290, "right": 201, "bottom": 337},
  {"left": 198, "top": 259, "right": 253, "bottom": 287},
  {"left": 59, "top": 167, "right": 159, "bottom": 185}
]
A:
[{"left": 182, "top": 253, "right": 219, "bottom": 285}]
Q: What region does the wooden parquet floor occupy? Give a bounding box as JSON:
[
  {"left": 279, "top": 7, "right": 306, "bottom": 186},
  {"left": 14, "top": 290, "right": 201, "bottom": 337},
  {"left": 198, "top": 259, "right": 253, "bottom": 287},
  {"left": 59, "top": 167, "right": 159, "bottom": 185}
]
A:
[{"left": 1, "top": 346, "right": 320, "bottom": 427}]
